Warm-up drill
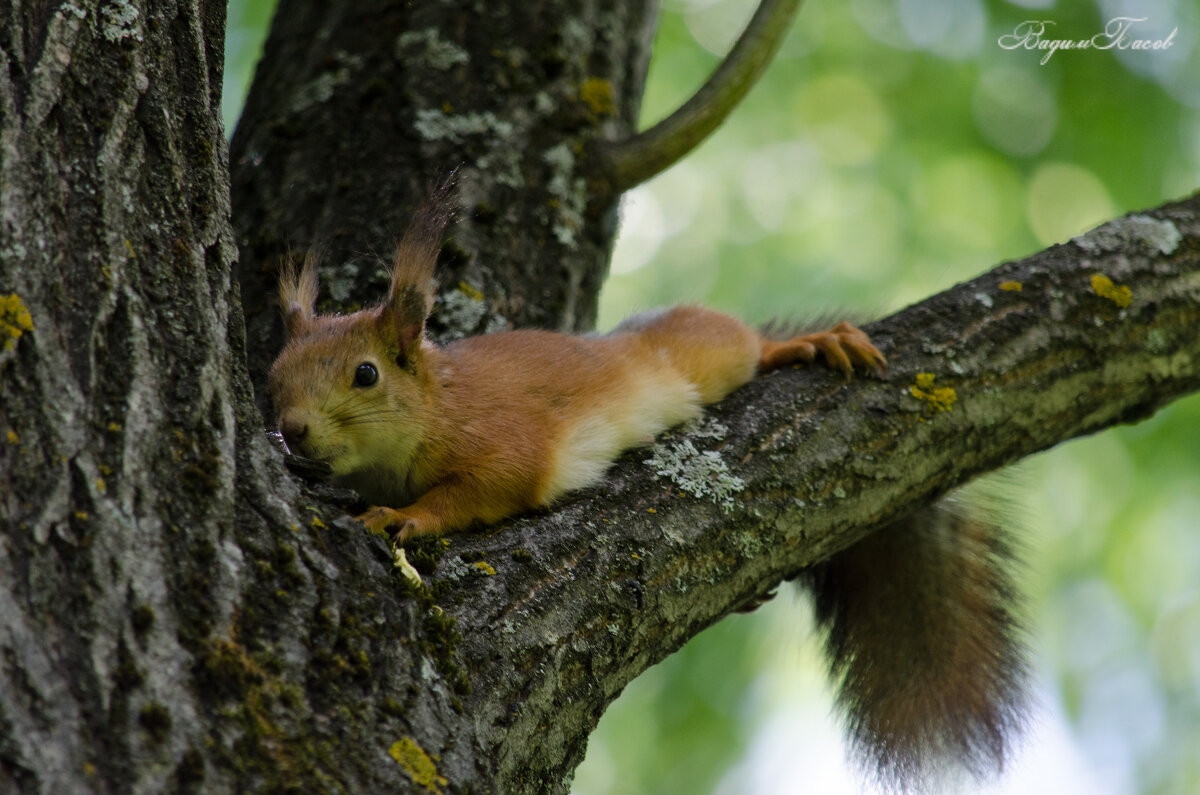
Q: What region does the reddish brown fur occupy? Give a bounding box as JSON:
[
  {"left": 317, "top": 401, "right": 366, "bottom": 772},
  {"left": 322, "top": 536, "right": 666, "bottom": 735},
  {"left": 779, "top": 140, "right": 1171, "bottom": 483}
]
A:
[
  {"left": 272, "top": 300, "right": 882, "bottom": 541},
  {"left": 268, "top": 213, "right": 883, "bottom": 541}
]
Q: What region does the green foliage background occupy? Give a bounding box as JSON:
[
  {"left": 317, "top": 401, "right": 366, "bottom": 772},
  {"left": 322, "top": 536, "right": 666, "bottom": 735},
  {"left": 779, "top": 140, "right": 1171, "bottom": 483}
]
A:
[{"left": 225, "top": 1, "right": 1200, "bottom": 792}]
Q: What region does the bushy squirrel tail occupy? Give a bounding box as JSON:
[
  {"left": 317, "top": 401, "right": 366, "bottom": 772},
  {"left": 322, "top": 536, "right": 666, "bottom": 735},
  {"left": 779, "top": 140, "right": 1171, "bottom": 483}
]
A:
[{"left": 797, "top": 497, "right": 1028, "bottom": 790}]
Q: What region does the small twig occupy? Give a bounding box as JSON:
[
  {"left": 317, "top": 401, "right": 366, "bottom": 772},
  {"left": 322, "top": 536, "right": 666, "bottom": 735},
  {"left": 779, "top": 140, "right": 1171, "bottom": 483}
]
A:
[{"left": 593, "top": 0, "right": 804, "bottom": 194}]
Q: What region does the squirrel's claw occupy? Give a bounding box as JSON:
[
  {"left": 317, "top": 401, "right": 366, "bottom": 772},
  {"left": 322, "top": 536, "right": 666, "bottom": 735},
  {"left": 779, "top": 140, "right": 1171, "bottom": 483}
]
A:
[
  {"left": 356, "top": 505, "right": 416, "bottom": 540},
  {"left": 826, "top": 321, "right": 887, "bottom": 378},
  {"left": 357, "top": 505, "right": 437, "bottom": 545},
  {"left": 758, "top": 321, "right": 887, "bottom": 379}
]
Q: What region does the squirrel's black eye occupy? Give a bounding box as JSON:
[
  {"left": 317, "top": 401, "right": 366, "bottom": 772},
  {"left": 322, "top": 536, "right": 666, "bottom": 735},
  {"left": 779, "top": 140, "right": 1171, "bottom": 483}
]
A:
[{"left": 353, "top": 362, "right": 378, "bottom": 388}]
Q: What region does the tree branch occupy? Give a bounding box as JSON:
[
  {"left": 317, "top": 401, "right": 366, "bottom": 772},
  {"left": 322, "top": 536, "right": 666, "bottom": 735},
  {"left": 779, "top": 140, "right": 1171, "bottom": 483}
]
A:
[
  {"left": 592, "top": 0, "right": 804, "bottom": 195},
  {"left": 415, "top": 197, "right": 1200, "bottom": 790}
]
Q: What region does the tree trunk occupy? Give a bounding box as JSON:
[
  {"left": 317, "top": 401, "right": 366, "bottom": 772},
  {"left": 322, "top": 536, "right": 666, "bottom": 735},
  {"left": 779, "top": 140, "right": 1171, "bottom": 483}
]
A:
[
  {"left": 1, "top": 1, "right": 1198, "bottom": 794},
  {"left": 231, "top": 0, "right": 661, "bottom": 416},
  {"left": 0, "top": 0, "right": 264, "bottom": 790}
]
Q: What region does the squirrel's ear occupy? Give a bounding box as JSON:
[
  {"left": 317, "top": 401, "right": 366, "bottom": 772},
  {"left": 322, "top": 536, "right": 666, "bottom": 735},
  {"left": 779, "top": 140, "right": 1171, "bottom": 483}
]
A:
[
  {"left": 278, "top": 250, "right": 320, "bottom": 340},
  {"left": 381, "top": 177, "right": 455, "bottom": 365},
  {"left": 380, "top": 219, "right": 439, "bottom": 365},
  {"left": 379, "top": 283, "right": 429, "bottom": 366}
]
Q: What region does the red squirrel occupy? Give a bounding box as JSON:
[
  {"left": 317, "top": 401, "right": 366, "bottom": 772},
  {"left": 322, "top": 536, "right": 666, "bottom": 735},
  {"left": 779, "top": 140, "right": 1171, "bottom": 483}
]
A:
[
  {"left": 268, "top": 196, "right": 1027, "bottom": 789},
  {"left": 268, "top": 202, "right": 885, "bottom": 539}
]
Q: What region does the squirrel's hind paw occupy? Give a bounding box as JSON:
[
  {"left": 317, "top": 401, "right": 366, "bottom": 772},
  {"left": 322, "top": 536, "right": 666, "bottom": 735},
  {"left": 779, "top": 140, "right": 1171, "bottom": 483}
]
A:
[{"left": 758, "top": 321, "right": 887, "bottom": 378}]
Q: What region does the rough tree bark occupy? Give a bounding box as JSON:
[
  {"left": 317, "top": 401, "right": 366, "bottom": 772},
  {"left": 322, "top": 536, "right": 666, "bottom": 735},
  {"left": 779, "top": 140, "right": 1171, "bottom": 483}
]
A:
[{"left": 1, "top": 2, "right": 1197, "bottom": 795}]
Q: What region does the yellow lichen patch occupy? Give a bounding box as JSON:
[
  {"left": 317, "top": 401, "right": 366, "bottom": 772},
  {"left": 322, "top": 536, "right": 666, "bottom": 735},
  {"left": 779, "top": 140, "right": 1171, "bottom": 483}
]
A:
[
  {"left": 388, "top": 737, "right": 446, "bottom": 794},
  {"left": 96, "top": 478, "right": 107, "bottom": 494},
  {"left": 456, "top": 281, "right": 483, "bottom": 301},
  {"left": 107, "top": 422, "right": 122, "bottom": 432},
  {"left": 1090, "top": 273, "right": 1132, "bottom": 308},
  {"left": 910, "top": 373, "right": 957, "bottom": 412},
  {"left": 999, "top": 280, "right": 1022, "bottom": 292},
  {"left": 6, "top": 429, "right": 18, "bottom": 445},
  {"left": 74, "top": 511, "right": 89, "bottom": 520},
  {"left": 311, "top": 516, "right": 326, "bottom": 530},
  {"left": 580, "top": 77, "right": 616, "bottom": 117},
  {"left": 1, "top": 293, "right": 34, "bottom": 350},
  {"left": 472, "top": 561, "right": 496, "bottom": 576}
]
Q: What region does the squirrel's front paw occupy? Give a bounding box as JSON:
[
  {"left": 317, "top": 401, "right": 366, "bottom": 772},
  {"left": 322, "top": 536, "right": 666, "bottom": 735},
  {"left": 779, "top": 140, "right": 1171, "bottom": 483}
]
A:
[
  {"left": 357, "top": 506, "right": 417, "bottom": 538},
  {"left": 356, "top": 506, "right": 437, "bottom": 544}
]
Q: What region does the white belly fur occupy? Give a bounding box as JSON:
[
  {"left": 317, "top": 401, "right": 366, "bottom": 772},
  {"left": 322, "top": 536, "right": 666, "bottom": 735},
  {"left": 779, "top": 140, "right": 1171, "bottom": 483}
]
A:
[{"left": 541, "top": 364, "right": 701, "bottom": 502}]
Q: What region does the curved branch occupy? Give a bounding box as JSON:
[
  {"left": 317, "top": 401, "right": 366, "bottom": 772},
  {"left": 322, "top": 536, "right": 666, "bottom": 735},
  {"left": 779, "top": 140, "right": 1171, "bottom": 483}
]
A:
[
  {"left": 434, "top": 197, "right": 1200, "bottom": 790},
  {"left": 593, "top": 0, "right": 804, "bottom": 194}
]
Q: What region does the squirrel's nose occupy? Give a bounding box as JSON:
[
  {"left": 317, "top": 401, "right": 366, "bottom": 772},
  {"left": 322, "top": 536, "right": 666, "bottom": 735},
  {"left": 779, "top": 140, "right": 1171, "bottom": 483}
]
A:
[{"left": 279, "top": 416, "right": 309, "bottom": 452}]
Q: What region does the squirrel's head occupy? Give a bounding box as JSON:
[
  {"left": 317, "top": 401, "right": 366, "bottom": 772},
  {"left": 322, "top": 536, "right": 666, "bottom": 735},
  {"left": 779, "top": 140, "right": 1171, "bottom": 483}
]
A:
[{"left": 267, "top": 196, "right": 450, "bottom": 480}]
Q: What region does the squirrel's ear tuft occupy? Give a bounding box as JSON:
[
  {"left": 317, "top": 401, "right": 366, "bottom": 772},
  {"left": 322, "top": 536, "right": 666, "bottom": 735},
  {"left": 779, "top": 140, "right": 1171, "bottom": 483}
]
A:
[
  {"left": 278, "top": 249, "right": 320, "bottom": 340},
  {"left": 382, "top": 174, "right": 456, "bottom": 365},
  {"left": 387, "top": 175, "right": 455, "bottom": 314}
]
